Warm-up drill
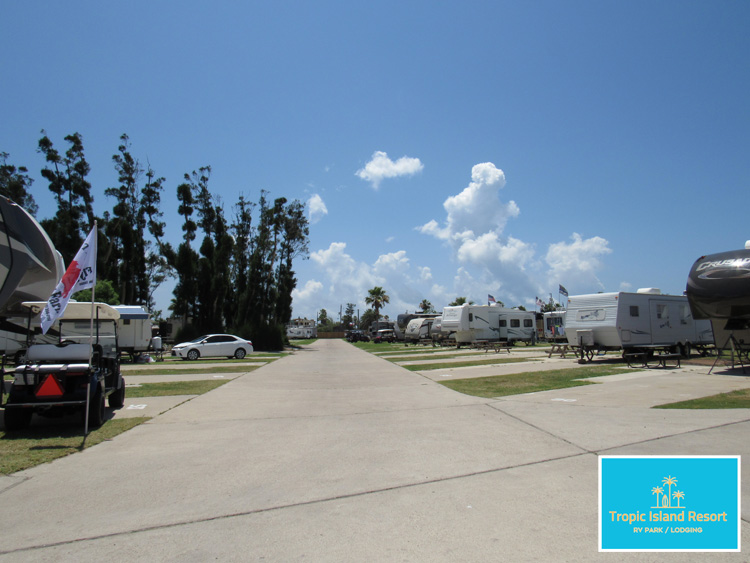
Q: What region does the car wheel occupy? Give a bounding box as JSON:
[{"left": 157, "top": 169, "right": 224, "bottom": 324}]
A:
[
  {"left": 187, "top": 349, "right": 199, "bottom": 361},
  {"left": 234, "top": 348, "right": 246, "bottom": 359}
]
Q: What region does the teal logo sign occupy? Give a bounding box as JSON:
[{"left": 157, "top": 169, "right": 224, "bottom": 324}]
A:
[{"left": 599, "top": 456, "right": 740, "bottom": 552}]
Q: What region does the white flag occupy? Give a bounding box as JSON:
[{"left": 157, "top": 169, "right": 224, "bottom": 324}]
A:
[{"left": 40, "top": 226, "right": 97, "bottom": 334}]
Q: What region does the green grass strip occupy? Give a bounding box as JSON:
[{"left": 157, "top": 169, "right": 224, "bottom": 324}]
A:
[
  {"left": 654, "top": 388, "right": 750, "bottom": 409},
  {"left": 438, "top": 366, "right": 626, "bottom": 398},
  {"left": 123, "top": 365, "right": 261, "bottom": 376},
  {"left": 126, "top": 379, "right": 230, "bottom": 397},
  {"left": 387, "top": 352, "right": 496, "bottom": 362},
  {"left": 402, "top": 357, "right": 539, "bottom": 371},
  {"left": 0, "top": 417, "right": 149, "bottom": 474}
]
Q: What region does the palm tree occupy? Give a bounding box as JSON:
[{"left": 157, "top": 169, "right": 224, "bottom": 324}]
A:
[
  {"left": 450, "top": 296, "right": 474, "bottom": 306},
  {"left": 651, "top": 486, "right": 663, "bottom": 507},
  {"left": 419, "top": 299, "right": 433, "bottom": 313},
  {"left": 662, "top": 476, "right": 678, "bottom": 507},
  {"left": 672, "top": 490, "right": 685, "bottom": 508},
  {"left": 365, "top": 287, "right": 390, "bottom": 328}
]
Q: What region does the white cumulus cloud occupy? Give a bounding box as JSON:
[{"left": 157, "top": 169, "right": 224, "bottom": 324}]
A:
[
  {"left": 418, "top": 162, "right": 518, "bottom": 244},
  {"left": 307, "top": 194, "right": 328, "bottom": 224},
  {"left": 545, "top": 233, "right": 612, "bottom": 290},
  {"left": 415, "top": 161, "right": 613, "bottom": 306},
  {"left": 356, "top": 150, "right": 424, "bottom": 190},
  {"left": 292, "top": 279, "right": 324, "bottom": 301}
]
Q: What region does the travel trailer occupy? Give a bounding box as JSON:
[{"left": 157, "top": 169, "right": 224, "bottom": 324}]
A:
[
  {"left": 686, "top": 244, "right": 750, "bottom": 359},
  {"left": 286, "top": 318, "right": 317, "bottom": 339},
  {"left": 404, "top": 316, "right": 440, "bottom": 344},
  {"left": 440, "top": 304, "right": 536, "bottom": 346},
  {"left": 113, "top": 305, "right": 161, "bottom": 360},
  {"left": 565, "top": 289, "right": 713, "bottom": 361},
  {"left": 543, "top": 311, "right": 566, "bottom": 342}
]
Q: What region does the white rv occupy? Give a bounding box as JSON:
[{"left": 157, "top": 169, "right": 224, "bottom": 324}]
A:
[
  {"left": 112, "top": 305, "right": 160, "bottom": 360},
  {"left": 286, "top": 318, "right": 317, "bottom": 339},
  {"left": 565, "top": 289, "right": 713, "bottom": 359},
  {"left": 404, "top": 316, "right": 440, "bottom": 343},
  {"left": 440, "top": 304, "right": 536, "bottom": 346}
]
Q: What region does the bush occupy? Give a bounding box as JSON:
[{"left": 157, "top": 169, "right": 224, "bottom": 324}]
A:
[{"left": 255, "top": 323, "right": 285, "bottom": 351}]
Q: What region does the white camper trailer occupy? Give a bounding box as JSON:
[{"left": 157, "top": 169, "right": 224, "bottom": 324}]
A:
[
  {"left": 112, "top": 305, "right": 160, "bottom": 360},
  {"left": 565, "top": 289, "right": 713, "bottom": 361},
  {"left": 286, "top": 318, "right": 317, "bottom": 339},
  {"left": 404, "top": 316, "right": 439, "bottom": 344},
  {"left": 440, "top": 304, "right": 536, "bottom": 346}
]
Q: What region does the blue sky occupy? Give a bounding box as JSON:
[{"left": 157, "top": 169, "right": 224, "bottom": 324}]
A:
[{"left": 2, "top": 1, "right": 749, "bottom": 322}]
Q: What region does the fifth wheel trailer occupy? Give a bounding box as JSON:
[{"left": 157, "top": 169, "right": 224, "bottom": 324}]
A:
[
  {"left": 404, "top": 316, "right": 440, "bottom": 344},
  {"left": 686, "top": 244, "right": 750, "bottom": 358},
  {"left": 565, "top": 289, "right": 713, "bottom": 361}
]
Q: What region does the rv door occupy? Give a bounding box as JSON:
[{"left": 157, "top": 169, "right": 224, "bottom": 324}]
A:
[{"left": 650, "top": 300, "right": 674, "bottom": 344}]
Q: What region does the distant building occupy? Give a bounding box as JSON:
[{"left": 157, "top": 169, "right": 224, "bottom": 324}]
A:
[{"left": 286, "top": 317, "right": 317, "bottom": 339}]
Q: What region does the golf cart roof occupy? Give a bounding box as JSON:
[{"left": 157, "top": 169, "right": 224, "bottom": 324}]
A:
[{"left": 21, "top": 301, "right": 121, "bottom": 321}]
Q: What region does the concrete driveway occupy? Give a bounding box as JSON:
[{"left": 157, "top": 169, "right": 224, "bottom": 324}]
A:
[{"left": 0, "top": 339, "right": 749, "bottom": 561}]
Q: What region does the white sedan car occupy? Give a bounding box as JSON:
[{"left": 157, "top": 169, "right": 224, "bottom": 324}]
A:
[{"left": 171, "top": 334, "right": 254, "bottom": 360}]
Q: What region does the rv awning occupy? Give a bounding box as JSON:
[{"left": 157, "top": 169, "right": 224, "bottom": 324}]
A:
[
  {"left": 21, "top": 301, "right": 121, "bottom": 321},
  {"left": 112, "top": 305, "right": 150, "bottom": 320}
]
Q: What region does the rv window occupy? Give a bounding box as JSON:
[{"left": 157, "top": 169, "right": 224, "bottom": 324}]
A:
[
  {"left": 469, "top": 313, "right": 473, "bottom": 322},
  {"left": 524, "top": 319, "right": 533, "bottom": 328},
  {"left": 511, "top": 319, "right": 520, "bottom": 328},
  {"left": 630, "top": 306, "right": 639, "bottom": 317},
  {"left": 656, "top": 304, "right": 669, "bottom": 319},
  {"left": 123, "top": 319, "right": 131, "bottom": 325},
  {"left": 577, "top": 309, "right": 606, "bottom": 322},
  {"left": 499, "top": 320, "right": 507, "bottom": 327}
]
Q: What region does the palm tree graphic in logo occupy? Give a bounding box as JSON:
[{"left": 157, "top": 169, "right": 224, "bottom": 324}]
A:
[{"left": 651, "top": 475, "right": 685, "bottom": 509}]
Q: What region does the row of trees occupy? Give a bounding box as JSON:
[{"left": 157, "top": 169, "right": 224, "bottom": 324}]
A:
[{"left": 0, "top": 132, "right": 309, "bottom": 350}]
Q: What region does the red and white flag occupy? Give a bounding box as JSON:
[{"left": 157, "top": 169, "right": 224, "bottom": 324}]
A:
[{"left": 40, "top": 226, "right": 97, "bottom": 334}]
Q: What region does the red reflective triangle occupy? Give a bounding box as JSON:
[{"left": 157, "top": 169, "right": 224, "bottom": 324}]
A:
[{"left": 36, "top": 374, "right": 64, "bottom": 398}]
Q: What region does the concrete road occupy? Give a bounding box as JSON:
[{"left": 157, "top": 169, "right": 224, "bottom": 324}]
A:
[{"left": 1, "top": 340, "right": 749, "bottom": 561}]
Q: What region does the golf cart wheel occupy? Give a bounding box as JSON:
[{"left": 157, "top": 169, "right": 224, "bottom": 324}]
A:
[
  {"left": 108, "top": 378, "right": 126, "bottom": 409},
  {"left": 234, "top": 348, "right": 246, "bottom": 359},
  {"left": 4, "top": 407, "right": 32, "bottom": 431},
  {"left": 88, "top": 389, "right": 105, "bottom": 428},
  {"left": 187, "top": 349, "right": 199, "bottom": 361}
]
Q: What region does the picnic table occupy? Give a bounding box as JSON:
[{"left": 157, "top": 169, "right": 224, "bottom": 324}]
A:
[
  {"left": 547, "top": 343, "right": 578, "bottom": 359},
  {"left": 623, "top": 349, "right": 682, "bottom": 369},
  {"left": 472, "top": 340, "right": 512, "bottom": 353}
]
